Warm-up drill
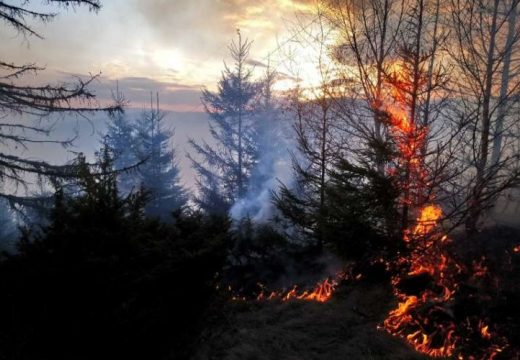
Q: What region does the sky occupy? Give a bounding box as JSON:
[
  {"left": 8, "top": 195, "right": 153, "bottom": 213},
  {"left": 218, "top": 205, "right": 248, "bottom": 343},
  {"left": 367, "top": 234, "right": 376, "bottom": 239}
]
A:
[
  {"left": 1, "top": 0, "right": 325, "bottom": 190},
  {"left": 2, "top": 0, "right": 316, "bottom": 112}
]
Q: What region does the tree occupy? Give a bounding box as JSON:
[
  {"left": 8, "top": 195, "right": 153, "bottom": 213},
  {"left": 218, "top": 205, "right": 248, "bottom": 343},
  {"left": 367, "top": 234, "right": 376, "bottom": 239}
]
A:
[
  {"left": 274, "top": 81, "right": 337, "bottom": 251},
  {"left": 189, "top": 31, "right": 262, "bottom": 214},
  {"left": 382, "top": 0, "right": 452, "bottom": 232},
  {"left": 0, "top": 0, "right": 120, "bottom": 207},
  {"left": 449, "top": 0, "right": 520, "bottom": 234},
  {"left": 0, "top": 146, "right": 230, "bottom": 359},
  {"left": 134, "top": 94, "right": 186, "bottom": 220},
  {"left": 229, "top": 63, "right": 288, "bottom": 222},
  {"left": 323, "top": 0, "right": 405, "bottom": 173},
  {"left": 104, "top": 89, "right": 139, "bottom": 196}
]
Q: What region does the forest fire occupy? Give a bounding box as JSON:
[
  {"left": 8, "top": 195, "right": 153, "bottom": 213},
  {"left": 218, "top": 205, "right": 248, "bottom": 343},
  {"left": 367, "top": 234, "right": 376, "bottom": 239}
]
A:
[
  {"left": 379, "top": 59, "right": 514, "bottom": 358},
  {"left": 383, "top": 205, "right": 461, "bottom": 358},
  {"left": 256, "top": 276, "right": 340, "bottom": 303},
  {"left": 380, "top": 60, "right": 503, "bottom": 358},
  {"left": 230, "top": 272, "right": 348, "bottom": 304}
]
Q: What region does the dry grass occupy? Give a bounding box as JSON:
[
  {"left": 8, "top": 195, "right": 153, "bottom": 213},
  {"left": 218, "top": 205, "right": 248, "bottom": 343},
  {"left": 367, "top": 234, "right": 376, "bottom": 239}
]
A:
[{"left": 192, "top": 282, "right": 428, "bottom": 360}]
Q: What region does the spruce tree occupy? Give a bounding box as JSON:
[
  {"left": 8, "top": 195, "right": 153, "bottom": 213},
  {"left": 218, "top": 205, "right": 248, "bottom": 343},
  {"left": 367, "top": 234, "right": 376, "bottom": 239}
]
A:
[
  {"left": 135, "top": 94, "right": 186, "bottom": 220},
  {"left": 105, "top": 90, "right": 138, "bottom": 196},
  {"left": 189, "top": 31, "right": 262, "bottom": 214}
]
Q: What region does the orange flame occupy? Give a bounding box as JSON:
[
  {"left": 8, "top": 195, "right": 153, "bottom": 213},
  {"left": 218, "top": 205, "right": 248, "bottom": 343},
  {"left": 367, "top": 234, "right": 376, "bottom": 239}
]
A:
[
  {"left": 405, "top": 204, "right": 443, "bottom": 241},
  {"left": 256, "top": 275, "right": 344, "bottom": 303},
  {"left": 383, "top": 204, "right": 461, "bottom": 357},
  {"left": 480, "top": 321, "right": 492, "bottom": 340}
]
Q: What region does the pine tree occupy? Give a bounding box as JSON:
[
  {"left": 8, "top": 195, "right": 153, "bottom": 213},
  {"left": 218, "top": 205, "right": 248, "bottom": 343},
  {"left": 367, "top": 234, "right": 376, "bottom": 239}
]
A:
[
  {"left": 135, "top": 94, "right": 186, "bottom": 220},
  {"left": 189, "top": 31, "right": 262, "bottom": 214},
  {"left": 273, "top": 84, "right": 336, "bottom": 251},
  {"left": 105, "top": 90, "right": 139, "bottom": 196},
  {"left": 230, "top": 64, "right": 287, "bottom": 221}
]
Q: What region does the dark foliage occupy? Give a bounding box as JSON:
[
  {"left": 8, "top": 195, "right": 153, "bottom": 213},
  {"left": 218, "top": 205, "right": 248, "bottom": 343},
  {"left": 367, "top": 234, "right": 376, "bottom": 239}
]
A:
[
  {"left": 0, "top": 150, "right": 230, "bottom": 360},
  {"left": 324, "top": 158, "right": 401, "bottom": 259},
  {"left": 275, "top": 154, "right": 400, "bottom": 261},
  {"left": 225, "top": 219, "right": 293, "bottom": 292}
]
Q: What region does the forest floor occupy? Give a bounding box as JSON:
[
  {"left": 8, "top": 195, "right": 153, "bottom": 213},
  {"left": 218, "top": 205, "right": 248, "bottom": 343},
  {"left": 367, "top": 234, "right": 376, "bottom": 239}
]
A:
[{"left": 192, "top": 281, "right": 427, "bottom": 360}]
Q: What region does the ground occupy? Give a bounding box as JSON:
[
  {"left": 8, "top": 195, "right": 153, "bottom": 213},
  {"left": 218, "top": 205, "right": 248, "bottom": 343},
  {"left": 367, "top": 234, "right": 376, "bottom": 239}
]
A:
[{"left": 193, "top": 282, "right": 427, "bottom": 360}]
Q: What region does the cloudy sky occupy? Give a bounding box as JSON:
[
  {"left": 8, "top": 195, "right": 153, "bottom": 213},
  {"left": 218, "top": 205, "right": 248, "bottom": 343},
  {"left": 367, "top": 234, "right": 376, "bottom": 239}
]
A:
[
  {"left": 2, "top": 0, "right": 315, "bottom": 112},
  {"left": 2, "top": 0, "right": 325, "bottom": 189}
]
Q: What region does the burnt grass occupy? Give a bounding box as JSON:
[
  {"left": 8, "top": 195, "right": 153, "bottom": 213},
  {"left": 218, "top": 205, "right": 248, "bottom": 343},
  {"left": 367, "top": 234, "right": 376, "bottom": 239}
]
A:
[
  {"left": 450, "top": 226, "right": 520, "bottom": 358},
  {"left": 193, "top": 225, "right": 520, "bottom": 360},
  {"left": 193, "top": 280, "right": 428, "bottom": 360}
]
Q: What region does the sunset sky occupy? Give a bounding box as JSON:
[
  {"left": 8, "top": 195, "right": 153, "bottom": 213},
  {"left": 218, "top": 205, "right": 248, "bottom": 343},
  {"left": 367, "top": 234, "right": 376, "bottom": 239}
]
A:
[{"left": 2, "top": 0, "right": 316, "bottom": 112}]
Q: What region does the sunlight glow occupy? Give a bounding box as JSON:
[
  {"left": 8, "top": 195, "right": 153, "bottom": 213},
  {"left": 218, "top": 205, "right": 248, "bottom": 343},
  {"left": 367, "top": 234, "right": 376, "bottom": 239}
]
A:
[{"left": 152, "top": 48, "right": 185, "bottom": 72}]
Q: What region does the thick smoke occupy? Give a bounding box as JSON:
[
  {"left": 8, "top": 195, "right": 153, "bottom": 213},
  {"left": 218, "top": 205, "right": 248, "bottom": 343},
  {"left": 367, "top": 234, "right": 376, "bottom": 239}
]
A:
[{"left": 230, "top": 110, "right": 293, "bottom": 223}]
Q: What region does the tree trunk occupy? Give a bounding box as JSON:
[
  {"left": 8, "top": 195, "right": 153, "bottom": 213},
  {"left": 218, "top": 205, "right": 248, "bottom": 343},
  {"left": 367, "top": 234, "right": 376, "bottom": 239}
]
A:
[
  {"left": 374, "top": 0, "right": 390, "bottom": 174},
  {"left": 466, "top": 0, "right": 500, "bottom": 235},
  {"left": 318, "top": 101, "right": 329, "bottom": 252},
  {"left": 237, "top": 34, "right": 244, "bottom": 200},
  {"left": 401, "top": 0, "right": 424, "bottom": 233},
  {"left": 491, "top": 1, "right": 517, "bottom": 167}
]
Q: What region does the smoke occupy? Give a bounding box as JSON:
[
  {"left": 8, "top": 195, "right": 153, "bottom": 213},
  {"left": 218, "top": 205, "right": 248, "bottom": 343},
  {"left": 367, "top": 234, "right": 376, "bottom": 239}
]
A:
[{"left": 230, "top": 109, "right": 293, "bottom": 223}]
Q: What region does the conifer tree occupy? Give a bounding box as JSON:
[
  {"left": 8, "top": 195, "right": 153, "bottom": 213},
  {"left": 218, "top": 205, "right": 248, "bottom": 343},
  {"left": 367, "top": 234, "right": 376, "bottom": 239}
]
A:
[
  {"left": 135, "top": 94, "right": 186, "bottom": 219},
  {"left": 273, "top": 84, "right": 336, "bottom": 250},
  {"left": 189, "top": 31, "right": 262, "bottom": 214},
  {"left": 104, "top": 89, "right": 138, "bottom": 195}
]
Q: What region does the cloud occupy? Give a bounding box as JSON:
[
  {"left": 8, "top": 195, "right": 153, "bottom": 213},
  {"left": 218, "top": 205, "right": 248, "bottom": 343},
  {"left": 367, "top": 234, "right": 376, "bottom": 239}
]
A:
[
  {"left": 88, "top": 75, "right": 204, "bottom": 112},
  {"left": 132, "top": 0, "right": 241, "bottom": 60},
  {"left": 131, "top": 0, "right": 315, "bottom": 60}
]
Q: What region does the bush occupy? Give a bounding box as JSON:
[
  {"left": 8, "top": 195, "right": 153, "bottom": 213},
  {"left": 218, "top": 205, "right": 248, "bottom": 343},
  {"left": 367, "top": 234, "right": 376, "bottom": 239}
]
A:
[{"left": 0, "top": 151, "right": 230, "bottom": 360}]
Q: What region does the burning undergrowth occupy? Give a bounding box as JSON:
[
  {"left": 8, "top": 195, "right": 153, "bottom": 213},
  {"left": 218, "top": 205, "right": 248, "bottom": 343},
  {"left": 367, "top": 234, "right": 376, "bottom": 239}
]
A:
[
  {"left": 382, "top": 207, "right": 519, "bottom": 359},
  {"left": 222, "top": 219, "right": 352, "bottom": 304},
  {"left": 215, "top": 212, "right": 520, "bottom": 360}
]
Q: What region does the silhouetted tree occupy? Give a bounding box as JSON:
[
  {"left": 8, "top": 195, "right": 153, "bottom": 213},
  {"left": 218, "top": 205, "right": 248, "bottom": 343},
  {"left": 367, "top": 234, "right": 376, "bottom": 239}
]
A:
[
  {"left": 0, "top": 198, "right": 16, "bottom": 251},
  {"left": 189, "top": 31, "right": 262, "bottom": 214},
  {"left": 0, "top": 0, "right": 120, "bottom": 206},
  {"left": 0, "top": 145, "right": 230, "bottom": 359},
  {"left": 104, "top": 89, "right": 139, "bottom": 195},
  {"left": 135, "top": 95, "right": 186, "bottom": 219},
  {"left": 449, "top": 0, "right": 520, "bottom": 234}
]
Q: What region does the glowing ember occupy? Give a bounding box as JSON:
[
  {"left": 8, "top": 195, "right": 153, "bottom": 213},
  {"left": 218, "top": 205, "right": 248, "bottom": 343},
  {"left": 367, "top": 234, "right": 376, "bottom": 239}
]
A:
[
  {"left": 472, "top": 257, "right": 489, "bottom": 278},
  {"left": 479, "top": 321, "right": 492, "bottom": 340}
]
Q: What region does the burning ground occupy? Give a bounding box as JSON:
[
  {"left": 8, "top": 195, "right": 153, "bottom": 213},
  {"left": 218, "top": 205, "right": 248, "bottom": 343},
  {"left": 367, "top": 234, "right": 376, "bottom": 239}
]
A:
[
  {"left": 193, "top": 219, "right": 520, "bottom": 360},
  {"left": 194, "top": 281, "right": 428, "bottom": 360}
]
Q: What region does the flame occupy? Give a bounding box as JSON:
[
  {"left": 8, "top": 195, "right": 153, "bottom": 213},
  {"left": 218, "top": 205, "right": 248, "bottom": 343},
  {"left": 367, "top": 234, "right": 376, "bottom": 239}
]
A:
[
  {"left": 256, "top": 275, "right": 344, "bottom": 303},
  {"left": 480, "top": 321, "right": 492, "bottom": 340},
  {"left": 405, "top": 204, "right": 443, "bottom": 242},
  {"left": 383, "top": 205, "right": 460, "bottom": 358},
  {"left": 513, "top": 245, "right": 520, "bottom": 254}
]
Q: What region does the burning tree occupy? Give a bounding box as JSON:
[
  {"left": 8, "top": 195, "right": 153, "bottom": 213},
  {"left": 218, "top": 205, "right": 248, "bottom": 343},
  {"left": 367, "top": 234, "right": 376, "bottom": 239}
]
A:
[{"left": 307, "top": 0, "right": 518, "bottom": 358}]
